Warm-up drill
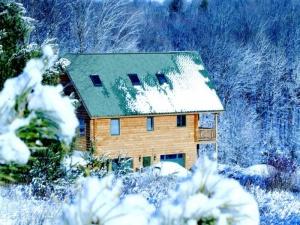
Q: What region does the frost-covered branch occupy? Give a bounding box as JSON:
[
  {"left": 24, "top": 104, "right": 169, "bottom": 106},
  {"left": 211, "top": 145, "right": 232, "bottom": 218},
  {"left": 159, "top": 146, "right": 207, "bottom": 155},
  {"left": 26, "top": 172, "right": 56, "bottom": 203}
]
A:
[{"left": 0, "top": 46, "right": 78, "bottom": 165}]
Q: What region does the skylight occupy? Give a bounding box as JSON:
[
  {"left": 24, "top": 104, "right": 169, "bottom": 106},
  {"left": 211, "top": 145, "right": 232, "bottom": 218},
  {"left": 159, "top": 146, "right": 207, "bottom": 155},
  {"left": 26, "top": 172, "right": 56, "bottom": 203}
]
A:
[
  {"left": 128, "top": 74, "right": 141, "bottom": 86},
  {"left": 156, "top": 73, "right": 168, "bottom": 85},
  {"left": 90, "top": 75, "right": 102, "bottom": 87}
]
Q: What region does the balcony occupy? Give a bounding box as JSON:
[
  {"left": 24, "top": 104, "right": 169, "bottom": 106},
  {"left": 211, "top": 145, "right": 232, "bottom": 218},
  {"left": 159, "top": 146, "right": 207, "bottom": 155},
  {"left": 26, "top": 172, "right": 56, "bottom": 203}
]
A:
[{"left": 196, "top": 128, "right": 216, "bottom": 142}]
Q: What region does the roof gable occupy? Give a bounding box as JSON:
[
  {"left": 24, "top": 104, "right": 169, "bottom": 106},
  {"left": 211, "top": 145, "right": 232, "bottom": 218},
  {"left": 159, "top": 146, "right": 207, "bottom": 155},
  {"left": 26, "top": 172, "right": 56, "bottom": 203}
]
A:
[{"left": 64, "top": 52, "right": 224, "bottom": 117}]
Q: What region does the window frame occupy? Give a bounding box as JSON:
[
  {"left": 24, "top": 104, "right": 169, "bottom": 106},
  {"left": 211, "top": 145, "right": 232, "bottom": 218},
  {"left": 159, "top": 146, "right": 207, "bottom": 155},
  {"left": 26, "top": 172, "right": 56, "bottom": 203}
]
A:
[
  {"left": 110, "top": 118, "right": 120, "bottom": 136},
  {"left": 177, "top": 115, "right": 186, "bottom": 127},
  {"left": 147, "top": 116, "right": 154, "bottom": 131}
]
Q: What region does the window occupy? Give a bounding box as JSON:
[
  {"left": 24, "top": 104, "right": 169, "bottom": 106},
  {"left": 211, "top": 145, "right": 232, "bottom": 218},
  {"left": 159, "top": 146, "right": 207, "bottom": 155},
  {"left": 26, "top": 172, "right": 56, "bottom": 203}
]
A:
[
  {"left": 128, "top": 74, "right": 141, "bottom": 86},
  {"left": 156, "top": 73, "right": 167, "bottom": 85},
  {"left": 166, "top": 154, "right": 177, "bottom": 159},
  {"left": 147, "top": 116, "right": 154, "bottom": 131},
  {"left": 79, "top": 118, "right": 85, "bottom": 135},
  {"left": 110, "top": 119, "right": 120, "bottom": 135},
  {"left": 177, "top": 115, "right": 186, "bottom": 127},
  {"left": 90, "top": 75, "right": 102, "bottom": 86},
  {"left": 160, "top": 153, "right": 185, "bottom": 167}
]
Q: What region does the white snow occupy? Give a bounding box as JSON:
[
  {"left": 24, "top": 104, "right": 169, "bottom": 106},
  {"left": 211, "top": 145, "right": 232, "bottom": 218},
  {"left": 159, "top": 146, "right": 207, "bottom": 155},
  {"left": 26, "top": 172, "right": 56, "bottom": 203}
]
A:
[
  {"left": 61, "top": 176, "right": 155, "bottom": 225},
  {"left": 121, "top": 55, "right": 223, "bottom": 114},
  {"left": 0, "top": 132, "right": 30, "bottom": 164},
  {"left": 63, "top": 151, "right": 87, "bottom": 168},
  {"left": 244, "top": 164, "right": 277, "bottom": 177},
  {"left": 0, "top": 46, "right": 78, "bottom": 164},
  {"left": 152, "top": 162, "right": 190, "bottom": 177},
  {"left": 156, "top": 156, "right": 259, "bottom": 225},
  {"left": 28, "top": 84, "right": 78, "bottom": 144}
]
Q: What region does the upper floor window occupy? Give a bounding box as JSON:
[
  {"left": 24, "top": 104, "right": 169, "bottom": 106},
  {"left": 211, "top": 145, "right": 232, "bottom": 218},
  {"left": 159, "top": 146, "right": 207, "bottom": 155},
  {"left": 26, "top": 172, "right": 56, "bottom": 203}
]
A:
[
  {"left": 156, "top": 73, "right": 168, "bottom": 85},
  {"left": 90, "top": 74, "right": 102, "bottom": 87},
  {"left": 79, "top": 118, "right": 85, "bottom": 136},
  {"left": 110, "top": 119, "right": 120, "bottom": 135},
  {"left": 177, "top": 115, "right": 186, "bottom": 127},
  {"left": 147, "top": 116, "right": 154, "bottom": 131},
  {"left": 128, "top": 74, "right": 141, "bottom": 86}
]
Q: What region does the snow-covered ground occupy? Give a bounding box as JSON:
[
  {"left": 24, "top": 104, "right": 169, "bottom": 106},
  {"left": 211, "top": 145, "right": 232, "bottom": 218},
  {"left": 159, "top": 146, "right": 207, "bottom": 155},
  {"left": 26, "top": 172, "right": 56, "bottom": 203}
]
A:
[{"left": 0, "top": 164, "right": 300, "bottom": 225}]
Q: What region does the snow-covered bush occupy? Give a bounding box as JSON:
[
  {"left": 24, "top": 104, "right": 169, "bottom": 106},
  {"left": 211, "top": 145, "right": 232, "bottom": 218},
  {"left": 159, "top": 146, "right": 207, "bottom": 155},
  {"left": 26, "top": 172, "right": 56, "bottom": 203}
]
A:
[
  {"left": 61, "top": 176, "right": 155, "bottom": 225},
  {"left": 0, "top": 45, "right": 78, "bottom": 182},
  {"left": 249, "top": 185, "right": 300, "bottom": 225},
  {"left": 64, "top": 150, "right": 109, "bottom": 180},
  {"left": 121, "top": 169, "right": 177, "bottom": 207},
  {"left": 266, "top": 151, "right": 297, "bottom": 191},
  {"left": 154, "top": 157, "right": 259, "bottom": 225},
  {"left": 61, "top": 157, "right": 259, "bottom": 225}
]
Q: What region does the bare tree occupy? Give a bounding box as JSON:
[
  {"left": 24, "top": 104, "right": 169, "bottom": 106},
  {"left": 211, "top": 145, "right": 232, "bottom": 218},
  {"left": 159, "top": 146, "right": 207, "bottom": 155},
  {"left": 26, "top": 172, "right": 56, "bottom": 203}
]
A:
[
  {"left": 20, "top": 0, "right": 66, "bottom": 44},
  {"left": 91, "top": 0, "right": 143, "bottom": 52},
  {"left": 69, "top": 0, "right": 93, "bottom": 53}
]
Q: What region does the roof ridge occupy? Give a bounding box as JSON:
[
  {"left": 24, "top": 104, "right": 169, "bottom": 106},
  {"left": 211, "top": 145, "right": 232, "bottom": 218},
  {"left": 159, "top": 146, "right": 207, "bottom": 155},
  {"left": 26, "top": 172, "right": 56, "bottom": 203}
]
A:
[{"left": 64, "top": 51, "right": 198, "bottom": 56}]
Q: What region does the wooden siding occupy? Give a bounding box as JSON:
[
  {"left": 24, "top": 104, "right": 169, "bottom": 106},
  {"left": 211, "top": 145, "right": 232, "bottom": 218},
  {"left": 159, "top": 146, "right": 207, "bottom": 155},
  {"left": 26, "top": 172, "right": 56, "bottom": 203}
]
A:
[
  {"left": 61, "top": 74, "right": 91, "bottom": 151},
  {"left": 90, "top": 115, "right": 199, "bottom": 169},
  {"left": 60, "top": 73, "right": 219, "bottom": 169}
]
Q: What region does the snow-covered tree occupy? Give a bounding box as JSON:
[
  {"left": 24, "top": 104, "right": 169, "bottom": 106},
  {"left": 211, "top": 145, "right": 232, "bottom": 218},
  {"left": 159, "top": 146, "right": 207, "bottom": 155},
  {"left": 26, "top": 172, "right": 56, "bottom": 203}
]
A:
[
  {"left": 0, "top": 1, "right": 35, "bottom": 88},
  {"left": 0, "top": 46, "right": 78, "bottom": 183}
]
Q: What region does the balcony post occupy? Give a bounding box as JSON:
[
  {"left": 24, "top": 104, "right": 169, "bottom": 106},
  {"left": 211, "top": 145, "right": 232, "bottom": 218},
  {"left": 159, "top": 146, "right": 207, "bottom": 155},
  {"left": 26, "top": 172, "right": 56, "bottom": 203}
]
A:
[{"left": 214, "top": 113, "right": 218, "bottom": 161}]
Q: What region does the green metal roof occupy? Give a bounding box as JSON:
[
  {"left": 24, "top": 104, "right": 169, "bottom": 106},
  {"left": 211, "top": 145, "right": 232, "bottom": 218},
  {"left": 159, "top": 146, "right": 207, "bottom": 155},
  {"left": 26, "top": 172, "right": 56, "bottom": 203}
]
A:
[{"left": 64, "top": 52, "right": 223, "bottom": 117}]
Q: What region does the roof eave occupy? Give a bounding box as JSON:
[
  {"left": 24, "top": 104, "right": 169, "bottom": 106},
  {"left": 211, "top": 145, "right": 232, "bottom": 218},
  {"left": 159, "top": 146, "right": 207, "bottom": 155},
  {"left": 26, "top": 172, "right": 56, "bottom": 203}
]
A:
[
  {"left": 89, "top": 109, "right": 224, "bottom": 119},
  {"left": 65, "top": 70, "right": 93, "bottom": 119}
]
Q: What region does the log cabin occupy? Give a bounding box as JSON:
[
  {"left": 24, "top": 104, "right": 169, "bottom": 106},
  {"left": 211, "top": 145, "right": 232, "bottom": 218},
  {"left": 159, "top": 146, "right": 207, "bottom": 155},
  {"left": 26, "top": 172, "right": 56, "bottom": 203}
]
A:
[{"left": 61, "top": 52, "right": 224, "bottom": 170}]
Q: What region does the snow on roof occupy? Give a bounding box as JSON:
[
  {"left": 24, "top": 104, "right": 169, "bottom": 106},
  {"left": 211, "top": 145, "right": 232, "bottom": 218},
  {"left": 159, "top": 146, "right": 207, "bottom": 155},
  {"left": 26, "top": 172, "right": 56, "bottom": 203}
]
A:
[
  {"left": 65, "top": 52, "right": 224, "bottom": 117},
  {"left": 120, "top": 55, "right": 223, "bottom": 113}
]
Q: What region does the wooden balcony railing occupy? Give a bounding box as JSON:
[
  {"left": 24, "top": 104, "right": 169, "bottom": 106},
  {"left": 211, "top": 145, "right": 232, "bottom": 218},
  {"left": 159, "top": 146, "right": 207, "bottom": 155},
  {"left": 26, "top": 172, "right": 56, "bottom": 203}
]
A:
[{"left": 196, "top": 128, "right": 216, "bottom": 142}]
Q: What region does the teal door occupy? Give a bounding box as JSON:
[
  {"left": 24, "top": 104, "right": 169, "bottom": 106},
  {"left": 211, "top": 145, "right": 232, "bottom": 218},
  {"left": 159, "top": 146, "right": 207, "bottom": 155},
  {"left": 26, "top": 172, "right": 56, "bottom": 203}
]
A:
[
  {"left": 143, "top": 156, "right": 151, "bottom": 167},
  {"left": 160, "top": 153, "right": 185, "bottom": 167}
]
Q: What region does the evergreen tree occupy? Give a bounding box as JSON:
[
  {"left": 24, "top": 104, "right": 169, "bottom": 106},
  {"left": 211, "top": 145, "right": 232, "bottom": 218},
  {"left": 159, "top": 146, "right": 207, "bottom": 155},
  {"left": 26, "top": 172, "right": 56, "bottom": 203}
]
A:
[
  {"left": 0, "top": 1, "right": 62, "bottom": 89},
  {"left": 0, "top": 2, "right": 38, "bottom": 88},
  {"left": 0, "top": 2, "right": 73, "bottom": 184}
]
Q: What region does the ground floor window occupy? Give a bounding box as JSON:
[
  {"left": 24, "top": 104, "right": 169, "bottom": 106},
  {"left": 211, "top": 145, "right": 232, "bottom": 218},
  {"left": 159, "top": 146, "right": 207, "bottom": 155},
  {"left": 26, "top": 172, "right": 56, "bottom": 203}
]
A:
[{"left": 160, "top": 153, "right": 185, "bottom": 167}]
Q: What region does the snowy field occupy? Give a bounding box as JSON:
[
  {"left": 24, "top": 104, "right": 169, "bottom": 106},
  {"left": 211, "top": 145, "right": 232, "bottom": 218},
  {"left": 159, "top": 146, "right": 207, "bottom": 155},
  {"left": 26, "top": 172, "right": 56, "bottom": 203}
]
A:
[{"left": 1, "top": 164, "right": 300, "bottom": 225}]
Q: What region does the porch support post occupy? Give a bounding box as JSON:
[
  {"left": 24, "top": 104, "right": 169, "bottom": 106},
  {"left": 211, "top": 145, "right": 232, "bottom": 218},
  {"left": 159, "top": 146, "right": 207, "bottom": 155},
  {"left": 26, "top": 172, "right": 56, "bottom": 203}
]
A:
[{"left": 214, "top": 113, "right": 218, "bottom": 161}]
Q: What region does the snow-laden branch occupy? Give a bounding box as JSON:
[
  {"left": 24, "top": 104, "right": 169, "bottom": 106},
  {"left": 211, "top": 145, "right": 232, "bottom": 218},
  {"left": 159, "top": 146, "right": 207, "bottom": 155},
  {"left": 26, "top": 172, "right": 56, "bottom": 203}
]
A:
[{"left": 0, "top": 46, "right": 78, "bottom": 165}]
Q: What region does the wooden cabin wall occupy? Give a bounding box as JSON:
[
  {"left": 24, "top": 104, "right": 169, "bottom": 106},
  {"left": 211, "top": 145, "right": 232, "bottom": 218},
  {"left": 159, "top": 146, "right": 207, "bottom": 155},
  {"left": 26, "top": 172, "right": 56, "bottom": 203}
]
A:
[{"left": 91, "top": 114, "right": 199, "bottom": 169}]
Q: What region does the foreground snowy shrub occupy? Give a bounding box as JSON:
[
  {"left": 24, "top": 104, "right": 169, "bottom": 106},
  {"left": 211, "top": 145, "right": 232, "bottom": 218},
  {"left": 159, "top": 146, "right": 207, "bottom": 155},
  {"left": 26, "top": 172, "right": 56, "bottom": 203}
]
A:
[
  {"left": 61, "top": 157, "right": 259, "bottom": 225},
  {"left": 249, "top": 185, "right": 300, "bottom": 225},
  {"left": 0, "top": 46, "right": 78, "bottom": 165},
  {"left": 61, "top": 176, "right": 155, "bottom": 225},
  {"left": 153, "top": 157, "right": 259, "bottom": 225}
]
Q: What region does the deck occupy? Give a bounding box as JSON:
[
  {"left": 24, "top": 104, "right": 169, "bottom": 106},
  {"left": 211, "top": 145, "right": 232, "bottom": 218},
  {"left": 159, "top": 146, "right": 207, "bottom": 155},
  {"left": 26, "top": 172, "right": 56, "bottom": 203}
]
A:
[{"left": 196, "top": 128, "right": 216, "bottom": 142}]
